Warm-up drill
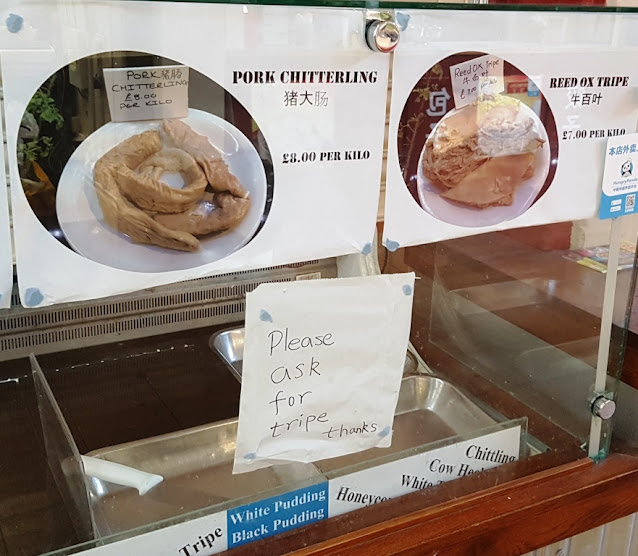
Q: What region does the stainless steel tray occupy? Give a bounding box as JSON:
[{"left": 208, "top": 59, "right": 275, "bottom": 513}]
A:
[
  {"left": 210, "top": 327, "right": 245, "bottom": 381},
  {"left": 315, "top": 374, "right": 496, "bottom": 473},
  {"left": 86, "top": 421, "right": 322, "bottom": 534},
  {"left": 209, "top": 327, "right": 419, "bottom": 381},
  {"left": 85, "top": 332, "right": 497, "bottom": 535}
]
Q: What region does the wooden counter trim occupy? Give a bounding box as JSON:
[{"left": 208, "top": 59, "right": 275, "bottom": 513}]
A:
[{"left": 229, "top": 454, "right": 638, "bottom": 556}]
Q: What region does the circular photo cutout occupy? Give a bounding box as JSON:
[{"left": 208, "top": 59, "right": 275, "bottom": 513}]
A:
[
  {"left": 18, "top": 51, "right": 274, "bottom": 272},
  {"left": 398, "top": 52, "right": 558, "bottom": 228}
]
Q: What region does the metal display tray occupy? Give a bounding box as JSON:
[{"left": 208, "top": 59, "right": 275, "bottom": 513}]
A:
[{"left": 85, "top": 331, "right": 497, "bottom": 535}]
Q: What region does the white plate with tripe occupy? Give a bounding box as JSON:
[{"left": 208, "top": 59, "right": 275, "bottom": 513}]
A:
[
  {"left": 416, "top": 102, "right": 550, "bottom": 228},
  {"left": 57, "top": 108, "right": 267, "bottom": 272}
]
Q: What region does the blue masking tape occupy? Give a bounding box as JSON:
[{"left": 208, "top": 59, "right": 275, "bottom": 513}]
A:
[
  {"left": 24, "top": 287, "right": 43, "bottom": 307},
  {"left": 396, "top": 12, "right": 410, "bottom": 30},
  {"left": 385, "top": 239, "right": 400, "bottom": 252},
  {"left": 6, "top": 13, "right": 23, "bottom": 33}
]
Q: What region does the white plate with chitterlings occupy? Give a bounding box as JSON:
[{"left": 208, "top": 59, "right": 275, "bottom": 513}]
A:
[
  {"left": 57, "top": 108, "right": 267, "bottom": 272},
  {"left": 416, "top": 102, "right": 550, "bottom": 228}
]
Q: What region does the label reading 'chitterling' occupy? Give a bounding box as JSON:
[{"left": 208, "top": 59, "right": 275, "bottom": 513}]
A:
[{"left": 103, "top": 65, "right": 189, "bottom": 122}]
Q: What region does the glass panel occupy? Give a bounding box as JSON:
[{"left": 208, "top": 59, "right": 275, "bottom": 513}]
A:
[
  {"left": 0, "top": 1, "right": 637, "bottom": 555},
  {"left": 27, "top": 329, "right": 529, "bottom": 555},
  {"left": 31, "top": 355, "right": 96, "bottom": 544},
  {"left": 388, "top": 217, "right": 637, "bottom": 460},
  {"left": 38, "top": 0, "right": 638, "bottom": 13},
  {"left": 322, "top": 417, "right": 529, "bottom": 482},
  {"left": 379, "top": 2, "right": 638, "bottom": 463}
]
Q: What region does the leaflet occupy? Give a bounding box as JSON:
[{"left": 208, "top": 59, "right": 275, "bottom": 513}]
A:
[
  {"left": 383, "top": 9, "right": 638, "bottom": 249},
  {"left": 1, "top": 1, "right": 388, "bottom": 306}
]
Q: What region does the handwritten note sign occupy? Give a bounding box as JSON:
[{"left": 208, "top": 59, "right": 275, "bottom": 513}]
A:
[
  {"left": 450, "top": 54, "right": 504, "bottom": 108},
  {"left": 103, "top": 65, "right": 189, "bottom": 122},
  {"left": 233, "top": 273, "right": 416, "bottom": 474}
]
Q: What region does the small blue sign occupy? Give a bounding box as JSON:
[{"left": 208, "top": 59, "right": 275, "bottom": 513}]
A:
[
  {"left": 600, "top": 133, "right": 638, "bottom": 220},
  {"left": 227, "top": 482, "right": 328, "bottom": 548}
]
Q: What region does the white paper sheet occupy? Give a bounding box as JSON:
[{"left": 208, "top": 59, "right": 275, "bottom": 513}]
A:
[
  {"left": 1, "top": 1, "right": 388, "bottom": 307},
  {"left": 0, "top": 105, "right": 12, "bottom": 309},
  {"left": 383, "top": 9, "right": 638, "bottom": 250},
  {"left": 234, "top": 273, "right": 415, "bottom": 474}
]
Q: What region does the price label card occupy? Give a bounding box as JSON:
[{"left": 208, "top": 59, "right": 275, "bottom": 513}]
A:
[
  {"left": 599, "top": 132, "right": 638, "bottom": 219},
  {"left": 234, "top": 273, "right": 415, "bottom": 474},
  {"left": 450, "top": 54, "right": 504, "bottom": 108},
  {"left": 328, "top": 423, "right": 522, "bottom": 516},
  {"left": 103, "top": 65, "right": 189, "bottom": 122}
]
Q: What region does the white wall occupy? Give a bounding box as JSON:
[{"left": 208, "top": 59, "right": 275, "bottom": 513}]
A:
[{"left": 571, "top": 214, "right": 638, "bottom": 249}]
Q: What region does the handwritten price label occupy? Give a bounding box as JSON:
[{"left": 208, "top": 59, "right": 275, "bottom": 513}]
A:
[
  {"left": 103, "top": 65, "right": 189, "bottom": 122},
  {"left": 450, "top": 55, "right": 504, "bottom": 108}
]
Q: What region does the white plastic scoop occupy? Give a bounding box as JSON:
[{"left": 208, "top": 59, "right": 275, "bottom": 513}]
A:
[{"left": 81, "top": 455, "right": 163, "bottom": 495}]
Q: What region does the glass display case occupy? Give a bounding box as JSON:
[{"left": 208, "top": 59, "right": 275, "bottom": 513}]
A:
[{"left": 1, "top": 1, "right": 638, "bottom": 555}]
